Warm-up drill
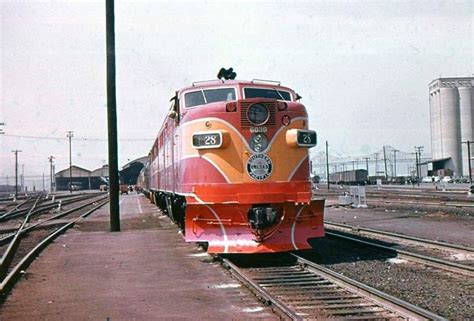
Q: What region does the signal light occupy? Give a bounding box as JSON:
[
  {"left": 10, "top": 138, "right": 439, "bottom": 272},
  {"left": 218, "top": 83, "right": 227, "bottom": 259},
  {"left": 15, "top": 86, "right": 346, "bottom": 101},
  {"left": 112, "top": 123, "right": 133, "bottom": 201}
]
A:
[
  {"left": 277, "top": 101, "right": 288, "bottom": 111},
  {"left": 226, "top": 102, "right": 237, "bottom": 112},
  {"left": 470, "top": 184, "right": 474, "bottom": 195},
  {"left": 282, "top": 115, "right": 291, "bottom": 126}
]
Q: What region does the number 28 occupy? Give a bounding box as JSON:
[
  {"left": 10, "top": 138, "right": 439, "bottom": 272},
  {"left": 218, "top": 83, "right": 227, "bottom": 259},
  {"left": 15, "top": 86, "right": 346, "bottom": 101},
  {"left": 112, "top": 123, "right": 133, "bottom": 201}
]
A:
[{"left": 205, "top": 135, "right": 217, "bottom": 145}]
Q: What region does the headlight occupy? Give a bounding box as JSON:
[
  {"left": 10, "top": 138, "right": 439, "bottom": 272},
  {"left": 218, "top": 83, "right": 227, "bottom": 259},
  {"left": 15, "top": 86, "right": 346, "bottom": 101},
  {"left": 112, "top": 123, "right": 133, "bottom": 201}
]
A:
[
  {"left": 247, "top": 103, "right": 269, "bottom": 126},
  {"left": 250, "top": 133, "right": 269, "bottom": 153}
]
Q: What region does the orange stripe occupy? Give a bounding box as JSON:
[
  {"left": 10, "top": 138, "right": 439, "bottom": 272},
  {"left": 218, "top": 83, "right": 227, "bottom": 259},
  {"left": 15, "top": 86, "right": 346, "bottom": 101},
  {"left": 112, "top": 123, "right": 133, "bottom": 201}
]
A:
[{"left": 179, "top": 118, "right": 309, "bottom": 183}]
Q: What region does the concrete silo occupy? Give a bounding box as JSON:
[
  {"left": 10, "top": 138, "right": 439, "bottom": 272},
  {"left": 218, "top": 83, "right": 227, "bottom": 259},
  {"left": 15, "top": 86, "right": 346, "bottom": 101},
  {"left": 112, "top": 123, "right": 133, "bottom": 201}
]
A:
[
  {"left": 429, "top": 90, "right": 441, "bottom": 160},
  {"left": 440, "top": 86, "right": 462, "bottom": 174},
  {"left": 428, "top": 77, "right": 474, "bottom": 177},
  {"left": 458, "top": 86, "right": 474, "bottom": 176}
]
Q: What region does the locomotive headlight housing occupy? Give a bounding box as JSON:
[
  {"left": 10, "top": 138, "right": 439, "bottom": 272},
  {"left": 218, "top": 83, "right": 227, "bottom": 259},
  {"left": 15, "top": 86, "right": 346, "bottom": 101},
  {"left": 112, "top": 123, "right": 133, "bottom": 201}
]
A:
[
  {"left": 250, "top": 133, "right": 269, "bottom": 153},
  {"left": 247, "top": 103, "right": 269, "bottom": 126},
  {"left": 286, "top": 129, "right": 317, "bottom": 148}
]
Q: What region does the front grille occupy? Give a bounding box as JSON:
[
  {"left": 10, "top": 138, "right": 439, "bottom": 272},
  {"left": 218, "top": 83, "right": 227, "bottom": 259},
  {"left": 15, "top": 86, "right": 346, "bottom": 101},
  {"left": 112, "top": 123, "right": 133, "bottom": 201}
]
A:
[{"left": 240, "top": 101, "right": 276, "bottom": 127}]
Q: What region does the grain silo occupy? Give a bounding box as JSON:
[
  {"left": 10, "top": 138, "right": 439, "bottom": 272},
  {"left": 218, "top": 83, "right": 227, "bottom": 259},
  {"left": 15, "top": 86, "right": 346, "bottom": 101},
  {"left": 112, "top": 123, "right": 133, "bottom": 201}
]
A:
[{"left": 429, "top": 77, "right": 474, "bottom": 177}]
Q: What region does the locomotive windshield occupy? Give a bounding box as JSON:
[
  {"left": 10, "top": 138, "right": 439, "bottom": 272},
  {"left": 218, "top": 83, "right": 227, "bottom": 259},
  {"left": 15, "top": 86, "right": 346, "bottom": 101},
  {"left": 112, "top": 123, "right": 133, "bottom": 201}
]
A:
[
  {"left": 185, "top": 88, "right": 236, "bottom": 108},
  {"left": 244, "top": 87, "right": 292, "bottom": 101}
]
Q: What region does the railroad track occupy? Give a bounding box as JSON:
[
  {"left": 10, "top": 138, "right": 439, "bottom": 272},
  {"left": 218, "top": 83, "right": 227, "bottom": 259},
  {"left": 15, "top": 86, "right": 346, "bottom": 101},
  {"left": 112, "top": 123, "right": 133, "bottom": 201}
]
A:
[
  {"left": 324, "top": 229, "right": 474, "bottom": 277},
  {"left": 325, "top": 221, "right": 474, "bottom": 254},
  {"left": 221, "top": 253, "right": 445, "bottom": 320},
  {"left": 0, "top": 192, "right": 105, "bottom": 222},
  {"left": 0, "top": 194, "right": 109, "bottom": 295},
  {"left": 316, "top": 186, "right": 470, "bottom": 200},
  {"left": 365, "top": 197, "right": 473, "bottom": 209}
]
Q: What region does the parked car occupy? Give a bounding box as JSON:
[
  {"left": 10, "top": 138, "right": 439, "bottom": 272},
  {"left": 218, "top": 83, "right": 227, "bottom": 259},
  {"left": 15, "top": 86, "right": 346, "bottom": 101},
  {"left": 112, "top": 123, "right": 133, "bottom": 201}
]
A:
[
  {"left": 441, "top": 176, "right": 453, "bottom": 183},
  {"left": 421, "top": 177, "right": 432, "bottom": 183}
]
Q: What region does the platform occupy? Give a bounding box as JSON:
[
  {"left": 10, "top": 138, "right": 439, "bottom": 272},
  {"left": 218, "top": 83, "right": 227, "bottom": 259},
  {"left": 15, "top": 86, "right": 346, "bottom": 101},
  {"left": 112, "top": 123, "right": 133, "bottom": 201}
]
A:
[{"left": 0, "top": 193, "right": 276, "bottom": 320}]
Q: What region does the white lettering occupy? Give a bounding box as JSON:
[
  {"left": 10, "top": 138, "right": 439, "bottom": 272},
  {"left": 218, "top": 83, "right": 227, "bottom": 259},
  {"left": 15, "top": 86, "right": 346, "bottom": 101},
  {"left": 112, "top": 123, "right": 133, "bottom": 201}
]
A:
[{"left": 250, "top": 127, "right": 267, "bottom": 133}]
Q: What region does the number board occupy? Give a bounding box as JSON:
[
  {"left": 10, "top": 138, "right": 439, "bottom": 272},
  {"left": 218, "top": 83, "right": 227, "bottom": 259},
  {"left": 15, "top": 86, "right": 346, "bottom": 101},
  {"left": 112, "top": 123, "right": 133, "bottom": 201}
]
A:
[
  {"left": 192, "top": 132, "right": 222, "bottom": 149},
  {"left": 297, "top": 130, "right": 317, "bottom": 147}
]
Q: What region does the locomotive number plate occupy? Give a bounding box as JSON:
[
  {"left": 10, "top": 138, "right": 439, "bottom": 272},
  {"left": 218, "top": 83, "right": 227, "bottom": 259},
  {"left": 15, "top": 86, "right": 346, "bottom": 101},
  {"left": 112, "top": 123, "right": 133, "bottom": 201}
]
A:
[
  {"left": 297, "top": 130, "right": 317, "bottom": 147},
  {"left": 192, "top": 132, "right": 222, "bottom": 149},
  {"left": 247, "top": 154, "right": 273, "bottom": 181}
]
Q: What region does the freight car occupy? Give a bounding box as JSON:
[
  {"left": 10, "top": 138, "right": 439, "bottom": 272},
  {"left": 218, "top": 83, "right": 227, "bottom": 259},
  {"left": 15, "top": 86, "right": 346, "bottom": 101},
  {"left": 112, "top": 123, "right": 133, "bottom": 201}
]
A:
[
  {"left": 329, "top": 169, "right": 368, "bottom": 185},
  {"left": 141, "top": 69, "right": 325, "bottom": 253}
]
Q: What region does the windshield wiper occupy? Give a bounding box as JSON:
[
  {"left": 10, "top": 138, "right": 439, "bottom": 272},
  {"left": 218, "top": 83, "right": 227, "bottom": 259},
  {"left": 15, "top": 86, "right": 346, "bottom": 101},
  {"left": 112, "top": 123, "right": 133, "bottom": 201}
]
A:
[
  {"left": 200, "top": 88, "right": 208, "bottom": 104},
  {"left": 273, "top": 87, "right": 285, "bottom": 100}
]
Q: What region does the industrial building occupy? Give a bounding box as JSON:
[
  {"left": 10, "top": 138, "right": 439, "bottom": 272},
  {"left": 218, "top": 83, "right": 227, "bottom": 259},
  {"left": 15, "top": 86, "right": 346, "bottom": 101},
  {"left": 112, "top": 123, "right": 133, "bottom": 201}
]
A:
[
  {"left": 429, "top": 77, "right": 473, "bottom": 177},
  {"left": 120, "top": 156, "right": 148, "bottom": 185},
  {"left": 54, "top": 157, "right": 147, "bottom": 191},
  {"left": 55, "top": 165, "right": 108, "bottom": 191}
]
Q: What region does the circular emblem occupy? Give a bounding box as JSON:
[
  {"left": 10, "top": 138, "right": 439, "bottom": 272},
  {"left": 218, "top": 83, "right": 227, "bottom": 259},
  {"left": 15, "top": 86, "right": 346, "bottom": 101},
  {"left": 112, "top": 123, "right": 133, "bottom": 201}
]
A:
[{"left": 247, "top": 154, "right": 273, "bottom": 181}]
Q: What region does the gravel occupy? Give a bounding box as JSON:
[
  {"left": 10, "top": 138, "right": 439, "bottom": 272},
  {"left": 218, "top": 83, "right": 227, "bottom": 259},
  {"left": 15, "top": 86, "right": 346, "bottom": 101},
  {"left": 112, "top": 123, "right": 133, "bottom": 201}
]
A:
[{"left": 303, "top": 237, "right": 473, "bottom": 319}]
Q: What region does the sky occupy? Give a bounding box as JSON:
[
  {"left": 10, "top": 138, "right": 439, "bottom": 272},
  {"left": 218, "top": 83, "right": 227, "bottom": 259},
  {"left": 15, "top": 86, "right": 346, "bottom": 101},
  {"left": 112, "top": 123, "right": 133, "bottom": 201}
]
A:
[{"left": 1, "top": 0, "right": 473, "bottom": 187}]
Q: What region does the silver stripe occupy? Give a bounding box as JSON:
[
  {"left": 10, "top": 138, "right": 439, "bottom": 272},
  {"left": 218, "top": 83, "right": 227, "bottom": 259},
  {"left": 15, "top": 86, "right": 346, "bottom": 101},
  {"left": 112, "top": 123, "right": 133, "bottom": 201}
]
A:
[
  {"left": 291, "top": 205, "right": 307, "bottom": 250},
  {"left": 183, "top": 192, "right": 229, "bottom": 253}
]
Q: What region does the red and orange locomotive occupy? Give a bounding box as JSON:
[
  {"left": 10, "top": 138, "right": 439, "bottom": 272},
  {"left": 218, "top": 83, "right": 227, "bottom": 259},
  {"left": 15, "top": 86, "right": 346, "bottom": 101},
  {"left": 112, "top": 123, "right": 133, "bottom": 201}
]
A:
[{"left": 142, "top": 70, "right": 325, "bottom": 253}]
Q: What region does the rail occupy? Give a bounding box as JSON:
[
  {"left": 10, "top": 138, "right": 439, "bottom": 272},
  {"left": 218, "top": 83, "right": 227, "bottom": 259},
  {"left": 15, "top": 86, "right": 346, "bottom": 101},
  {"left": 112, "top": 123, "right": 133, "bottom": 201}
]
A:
[
  {"left": 325, "top": 221, "right": 474, "bottom": 253},
  {"left": 291, "top": 254, "right": 446, "bottom": 320},
  {"left": 325, "top": 230, "right": 474, "bottom": 277},
  {"left": 0, "top": 195, "right": 109, "bottom": 295},
  {"left": 220, "top": 253, "right": 445, "bottom": 320}
]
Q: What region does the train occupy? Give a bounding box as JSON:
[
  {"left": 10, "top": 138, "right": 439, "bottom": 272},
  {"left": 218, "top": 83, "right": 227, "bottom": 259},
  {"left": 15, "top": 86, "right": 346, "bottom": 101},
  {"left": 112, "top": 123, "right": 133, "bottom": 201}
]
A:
[
  {"left": 137, "top": 70, "right": 325, "bottom": 253},
  {"left": 329, "top": 169, "right": 368, "bottom": 185}
]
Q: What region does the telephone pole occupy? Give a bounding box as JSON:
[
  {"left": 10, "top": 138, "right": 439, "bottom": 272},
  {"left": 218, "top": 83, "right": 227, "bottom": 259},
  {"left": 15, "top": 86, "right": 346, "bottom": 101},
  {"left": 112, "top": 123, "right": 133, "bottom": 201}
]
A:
[
  {"left": 374, "top": 153, "right": 379, "bottom": 175},
  {"left": 414, "top": 146, "right": 423, "bottom": 185},
  {"left": 107, "top": 0, "right": 120, "bottom": 231},
  {"left": 48, "top": 155, "right": 55, "bottom": 193},
  {"left": 461, "top": 141, "right": 473, "bottom": 183},
  {"left": 325, "top": 141, "right": 330, "bottom": 190},
  {"left": 393, "top": 149, "right": 399, "bottom": 179},
  {"left": 383, "top": 146, "right": 388, "bottom": 181},
  {"left": 12, "top": 150, "right": 21, "bottom": 198},
  {"left": 363, "top": 157, "right": 370, "bottom": 175},
  {"left": 67, "top": 131, "right": 74, "bottom": 193}
]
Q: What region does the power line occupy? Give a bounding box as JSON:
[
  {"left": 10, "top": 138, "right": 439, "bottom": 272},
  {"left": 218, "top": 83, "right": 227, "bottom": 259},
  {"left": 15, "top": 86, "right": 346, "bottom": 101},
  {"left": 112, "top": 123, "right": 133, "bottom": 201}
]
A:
[{"left": 2, "top": 134, "right": 153, "bottom": 142}]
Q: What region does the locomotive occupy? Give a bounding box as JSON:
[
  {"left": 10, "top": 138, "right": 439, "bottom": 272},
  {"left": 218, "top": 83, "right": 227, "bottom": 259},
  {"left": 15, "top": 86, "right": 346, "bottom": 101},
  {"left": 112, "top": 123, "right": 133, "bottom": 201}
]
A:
[{"left": 138, "top": 71, "right": 325, "bottom": 253}]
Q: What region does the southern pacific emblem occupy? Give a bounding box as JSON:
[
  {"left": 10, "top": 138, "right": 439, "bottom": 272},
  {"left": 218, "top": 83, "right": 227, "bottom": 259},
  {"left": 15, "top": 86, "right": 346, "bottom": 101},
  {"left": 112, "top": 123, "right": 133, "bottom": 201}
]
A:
[{"left": 247, "top": 154, "right": 273, "bottom": 181}]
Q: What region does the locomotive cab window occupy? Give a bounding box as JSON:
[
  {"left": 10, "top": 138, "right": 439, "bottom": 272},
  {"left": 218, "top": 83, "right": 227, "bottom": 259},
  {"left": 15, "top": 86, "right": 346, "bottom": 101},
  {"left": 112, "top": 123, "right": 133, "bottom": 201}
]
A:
[
  {"left": 244, "top": 87, "right": 292, "bottom": 101},
  {"left": 184, "top": 88, "right": 236, "bottom": 108}
]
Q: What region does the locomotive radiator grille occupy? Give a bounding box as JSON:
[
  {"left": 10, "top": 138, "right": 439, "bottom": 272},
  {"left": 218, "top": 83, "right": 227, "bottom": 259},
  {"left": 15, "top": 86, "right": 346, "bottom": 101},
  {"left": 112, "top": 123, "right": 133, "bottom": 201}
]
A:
[{"left": 240, "top": 101, "right": 276, "bottom": 127}]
